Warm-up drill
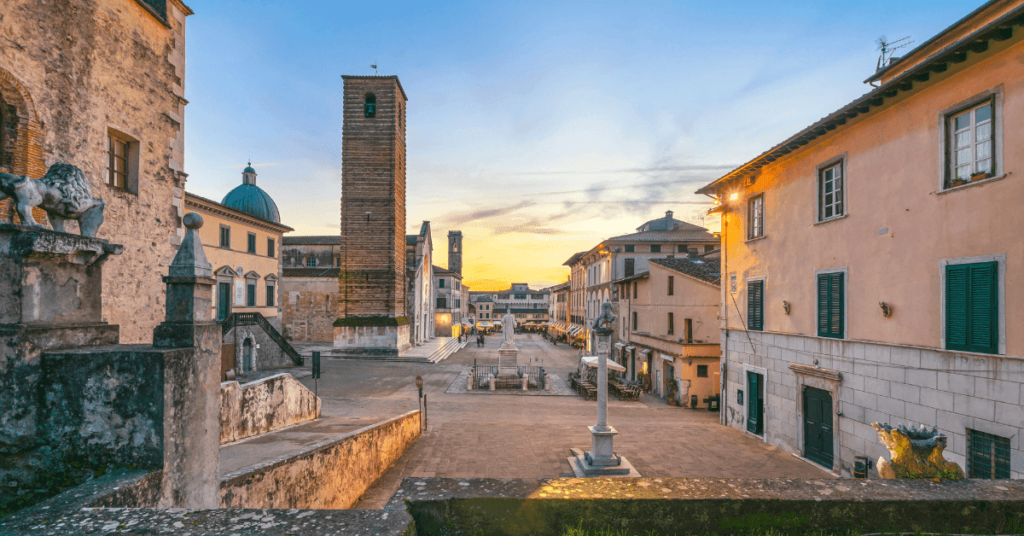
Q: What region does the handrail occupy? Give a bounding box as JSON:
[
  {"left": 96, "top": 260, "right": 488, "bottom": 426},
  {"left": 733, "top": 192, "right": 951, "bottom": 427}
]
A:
[{"left": 221, "top": 312, "right": 303, "bottom": 366}]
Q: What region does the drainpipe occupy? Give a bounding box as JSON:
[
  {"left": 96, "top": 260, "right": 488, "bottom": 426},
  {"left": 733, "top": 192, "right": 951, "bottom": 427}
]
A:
[{"left": 720, "top": 207, "right": 728, "bottom": 427}]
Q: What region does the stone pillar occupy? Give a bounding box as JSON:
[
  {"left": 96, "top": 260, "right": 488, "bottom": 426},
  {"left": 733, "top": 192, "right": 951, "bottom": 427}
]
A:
[{"left": 152, "top": 213, "right": 220, "bottom": 509}]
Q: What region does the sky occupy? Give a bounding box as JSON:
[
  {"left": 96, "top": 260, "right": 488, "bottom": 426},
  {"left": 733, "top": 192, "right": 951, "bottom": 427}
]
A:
[{"left": 183, "top": 0, "right": 983, "bottom": 291}]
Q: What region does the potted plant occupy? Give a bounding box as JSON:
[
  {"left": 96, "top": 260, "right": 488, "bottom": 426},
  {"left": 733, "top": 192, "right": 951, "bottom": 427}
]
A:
[
  {"left": 970, "top": 171, "right": 992, "bottom": 182},
  {"left": 950, "top": 178, "right": 968, "bottom": 188}
]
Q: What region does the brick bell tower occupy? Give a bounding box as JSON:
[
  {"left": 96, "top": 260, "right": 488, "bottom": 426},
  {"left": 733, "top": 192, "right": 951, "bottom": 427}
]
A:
[
  {"left": 334, "top": 75, "right": 411, "bottom": 356},
  {"left": 448, "top": 230, "right": 463, "bottom": 275}
]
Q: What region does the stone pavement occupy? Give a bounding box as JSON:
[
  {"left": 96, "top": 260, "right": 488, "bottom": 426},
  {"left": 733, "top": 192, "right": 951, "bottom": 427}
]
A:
[{"left": 220, "top": 333, "right": 832, "bottom": 508}]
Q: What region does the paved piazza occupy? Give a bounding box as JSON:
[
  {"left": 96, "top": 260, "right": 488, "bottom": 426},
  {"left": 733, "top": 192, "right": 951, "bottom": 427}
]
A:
[{"left": 220, "top": 333, "right": 831, "bottom": 509}]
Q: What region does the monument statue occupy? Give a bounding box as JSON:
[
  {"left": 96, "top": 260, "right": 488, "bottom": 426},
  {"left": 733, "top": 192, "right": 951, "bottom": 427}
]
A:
[
  {"left": 592, "top": 302, "right": 617, "bottom": 331},
  {"left": 0, "top": 163, "right": 106, "bottom": 237},
  {"left": 501, "top": 312, "right": 516, "bottom": 346}
]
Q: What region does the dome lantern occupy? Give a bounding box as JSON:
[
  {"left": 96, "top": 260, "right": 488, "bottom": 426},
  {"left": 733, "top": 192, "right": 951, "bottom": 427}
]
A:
[{"left": 221, "top": 162, "right": 281, "bottom": 223}]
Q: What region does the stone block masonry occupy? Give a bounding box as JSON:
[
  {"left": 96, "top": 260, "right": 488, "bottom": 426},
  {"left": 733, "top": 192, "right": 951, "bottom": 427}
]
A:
[
  {"left": 335, "top": 75, "right": 411, "bottom": 356},
  {"left": 220, "top": 374, "right": 321, "bottom": 445},
  {"left": 723, "top": 329, "right": 1024, "bottom": 479}
]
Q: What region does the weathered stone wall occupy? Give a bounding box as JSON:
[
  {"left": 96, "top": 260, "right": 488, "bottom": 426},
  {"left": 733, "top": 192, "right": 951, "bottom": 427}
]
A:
[
  {"left": 723, "top": 329, "right": 1024, "bottom": 478},
  {"left": 280, "top": 276, "right": 339, "bottom": 342},
  {"left": 0, "top": 0, "right": 191, "bottom": 343},
  {"left": 219, "top": 410, "right": 421, "bottom": 509},
  {"left": 220, "top": 374, "right": 320, "bottom": 444},
  {"left": 223, "top": 323, "right": 294, "bottom": 372}
]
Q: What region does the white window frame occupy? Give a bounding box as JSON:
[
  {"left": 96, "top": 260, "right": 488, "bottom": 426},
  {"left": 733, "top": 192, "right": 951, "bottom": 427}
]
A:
[
  {"left": 815, "top": 154, "right": 847, "bottom": 223},
  {"left": 938, "top": 87, "right": 1004, "bottom": 191},
  {"left": 747, "top": 194, "right": 764, "bottom": 240},
  {"left": 939, "top": 253, "right": 1006, "bottom": 355}
]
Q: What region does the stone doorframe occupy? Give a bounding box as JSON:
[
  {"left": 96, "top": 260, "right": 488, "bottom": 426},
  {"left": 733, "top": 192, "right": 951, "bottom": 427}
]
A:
[
  {"left": 741, "top": 364, "right": 768, "bottom": 443},
  {"left": 790, "top": 363, "right": 842, "bottom": 474},
  {"left": 236, "top": 329, "right": 258, "bottom": 374}
]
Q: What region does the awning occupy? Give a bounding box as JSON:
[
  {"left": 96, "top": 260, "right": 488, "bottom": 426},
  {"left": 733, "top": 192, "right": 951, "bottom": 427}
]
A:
[
  {"left": 614, "top": 342, "right": 626, "bottom": 350},
  {"left": 625, "top": 346, "right": 636, "bottom": 353},
  {"left": 660, "top": 353, "right": 675, "bottom": 363},
  {"left": 639, "top": 349, "right": 652, "bottom": 358},
  {"left": 581, "top": 355, "right": 626, "bottom": 372}
]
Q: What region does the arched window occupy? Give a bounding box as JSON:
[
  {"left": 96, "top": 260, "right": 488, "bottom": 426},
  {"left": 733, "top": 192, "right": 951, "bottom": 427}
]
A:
[
  {"left": 306, "top": 257, "right": 318, "bottom": 268},
  {"left": 364, "top": 93, "right": 376, "bottom": 118}
]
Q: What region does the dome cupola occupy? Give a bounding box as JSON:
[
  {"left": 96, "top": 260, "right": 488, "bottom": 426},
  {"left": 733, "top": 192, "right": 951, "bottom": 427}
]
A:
[{"left": 221, "top": 162, "right": 282, "bottom": 223}]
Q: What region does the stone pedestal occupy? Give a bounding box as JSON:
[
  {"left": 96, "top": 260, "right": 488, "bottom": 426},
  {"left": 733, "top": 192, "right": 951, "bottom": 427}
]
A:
[
  {"left": 498, "top": 343, "right": 519, "bottom": 376},
  {"left": 332, "top": 322, "right": 411, "bottom": 357}
]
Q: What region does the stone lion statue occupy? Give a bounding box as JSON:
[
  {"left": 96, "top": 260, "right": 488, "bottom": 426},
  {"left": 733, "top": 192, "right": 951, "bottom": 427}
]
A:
[
  {"left": 0, "top": 163, "right": 105, "bottom": 237},
  {"left": 872, "top": 422, "right": 964, "bottom": 480}
]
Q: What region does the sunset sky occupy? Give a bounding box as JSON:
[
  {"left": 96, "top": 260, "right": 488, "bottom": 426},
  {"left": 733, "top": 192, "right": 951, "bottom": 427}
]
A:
[{"left": 183, "top": 0, "right": 982, "bottom": 291}]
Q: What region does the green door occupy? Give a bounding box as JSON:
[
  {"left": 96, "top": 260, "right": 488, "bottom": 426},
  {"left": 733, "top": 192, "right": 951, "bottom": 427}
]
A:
[
  {"left": 803, "top": 387, "right": 834, "bottom": 469},
  {"left": 746, "top": 371, "right": 764, "bottom": 435},
  {"left": 218, "top": 282, "right": 231, "bottom": 321}
]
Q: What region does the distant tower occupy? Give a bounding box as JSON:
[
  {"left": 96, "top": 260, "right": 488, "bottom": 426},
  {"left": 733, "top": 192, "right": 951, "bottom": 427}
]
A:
[
  {"left": 335, "top": 75, "right": 411, "bottom": 356},
  {"left": 448, "top": 230, "right": 463, "bottom": 275}
]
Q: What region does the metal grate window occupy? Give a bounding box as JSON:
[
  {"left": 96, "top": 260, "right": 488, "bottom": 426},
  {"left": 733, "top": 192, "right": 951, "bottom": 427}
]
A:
[{"left": 968, "top": 429, "right": 1011, "bottom": 479}]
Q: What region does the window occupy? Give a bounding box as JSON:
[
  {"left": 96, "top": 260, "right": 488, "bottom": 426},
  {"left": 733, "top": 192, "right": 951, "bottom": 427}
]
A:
[
  {"left": 697, "top": 365, "right": 708, "bottom": 378},
  {"left": 685, "top": 318, "right": 693, "bottom": 343},
  {"left": 705, "top": 245, "right": 715, "bottom": 253},
  {"left": 650, "top": 245, "right": 662, "bottom": 253},
  {"left": 747, "top": 279, "right": 764, "bottom": 331},
  {"left": 364, "top": 93, "right": 376, "bottom": 118},
  {"left": 306, "top": 257, "right": 318, "bottom": 268},
  {"left": 947, "top": 100, "right": 994, "bottom": 187},
  {"left": 246, "top": 283, "right": 256, "bottom": 307},
  {"left": 267, "top": 238, "right": 275, "bottom": 258},
  {"left": 668, "top": 312, "right": 674, "bottom": 335},
  {"left": 624, "top": 258, "right": 635, "bottom": 277},
  {"left": 817, "top": 272, "right": 844, "bottom": 339},
  {"left": 266, "top": 283, "right": 275, "bottom": 307},
  {"left": 455, "top": 281, "right": 461, "bottom": 290},
  {"left": 668, "top": 276, "right": 674, "bottom": 296},
  {"left": 219, "top": 225, "right": 231, "bottom": 248},
  {"left": 515, "top": 294, "right": 526, "bottom": 300},
  {"left": 632, "top": 311, "right": 638, "bottom": 331},
  {"left": 748, "top": 194, "right": 764, "bottom": 239},
  {"left": 818, "top": 162, "right": 844, "bottom": 221},
  {"left": 677, "top": 245, "right": 687, "bottom": 253},
  {"left": 624, "top": 245, "right": 635, "bottom": 253},
  {"left": 437, "top": 297, "right": 447, "bottom": 309},
  {"left": 439, "top": 278, "right": 445, "bottom": 288},
  {"left": 968, "top": 429, "right": 1010, "bottom": 479},
  {"left": 108, "top": 134, "right": 128, "bottom": 189},
  {"left": 247, "top": 233, "right": 256, "bottom": 254},
  {"left": 633, "top": 281, "right": 637, "bottom": 299},
  {"left": 946, "top": 262, "right": 998, "bottom": 354}
]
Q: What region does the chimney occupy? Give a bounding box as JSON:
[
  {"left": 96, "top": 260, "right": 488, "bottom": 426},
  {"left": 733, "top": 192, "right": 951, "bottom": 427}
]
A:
[{"left": 665, "top": 210, "right": 673, "bottom": 219}]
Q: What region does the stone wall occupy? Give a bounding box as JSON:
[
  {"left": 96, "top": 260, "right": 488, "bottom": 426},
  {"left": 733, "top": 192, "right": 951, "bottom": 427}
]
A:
[
  {"left": 220, "top": 374, "right": 320, "bottom": 444},
  {"left": 219, "top": 410, "right": 421, "bottom": 509},
  {"left": 281, "top": 276, "right": 339, "bottom": 342},
  {"left": 723, "top": 329, "right": 1024, "bottom": 478},
  {"left": 0, "top": 0, "right": 192, "bottom": 344},
  {"left": 223, "top": 323, "right": 295, "bottom": 372}
]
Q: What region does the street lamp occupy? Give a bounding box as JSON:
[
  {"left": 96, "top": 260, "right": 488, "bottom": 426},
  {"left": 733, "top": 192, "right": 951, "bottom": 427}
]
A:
[{"left": 415, "top": 375, "right": 426, "bottom": 431}]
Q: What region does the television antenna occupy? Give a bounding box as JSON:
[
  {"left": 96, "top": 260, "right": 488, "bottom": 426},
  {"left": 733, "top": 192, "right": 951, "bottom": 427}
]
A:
[
  {"left": 371, "top": 61, "right": 378, "bottom": 75},
  {"left": 877, "top": 36, "right": 913, "bottom": 71}
]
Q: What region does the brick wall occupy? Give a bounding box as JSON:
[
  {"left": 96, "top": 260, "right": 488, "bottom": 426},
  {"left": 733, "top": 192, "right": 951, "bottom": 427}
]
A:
[{"left": 338, "top": 76, "right": 407, "bottom": 320}]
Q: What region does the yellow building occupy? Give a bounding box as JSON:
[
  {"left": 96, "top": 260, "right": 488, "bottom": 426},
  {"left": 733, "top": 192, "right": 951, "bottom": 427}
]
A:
[{"left": 185, "top": 164, "right": 292, "bottom": 328}]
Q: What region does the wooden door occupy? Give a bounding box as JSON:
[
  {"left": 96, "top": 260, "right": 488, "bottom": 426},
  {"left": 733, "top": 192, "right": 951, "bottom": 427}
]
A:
[
  {"left": 803, "top": 386, "right": 834, "bottom": 469},
  {"left": 746, "top": 371, "right": 764, "bottom": 435},
  {"left": 218, "top": 282, "right": 231, "bottom": 320}
]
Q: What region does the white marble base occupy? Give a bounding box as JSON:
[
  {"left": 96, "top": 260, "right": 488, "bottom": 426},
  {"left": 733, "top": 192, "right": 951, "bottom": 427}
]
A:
[{"left": 567, "top": 447, "right": 641, "bottom": 478}]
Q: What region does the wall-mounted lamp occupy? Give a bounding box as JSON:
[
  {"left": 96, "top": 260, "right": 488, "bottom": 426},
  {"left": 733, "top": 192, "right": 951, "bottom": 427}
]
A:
[
  {"left": 729, "top": 193, "right": 739, "bottom": 202},
  {"left": 879, "top": 301, "right": 893, "bottom": 318},
  {"left": 712, "top": 198, "right": 721, "bottom": 206},
  {"left": 365, "top": 211, "right": 372, "bottom": 222},
  {"left": 782, "top": 300, "right": 791, "bottom": 315}
]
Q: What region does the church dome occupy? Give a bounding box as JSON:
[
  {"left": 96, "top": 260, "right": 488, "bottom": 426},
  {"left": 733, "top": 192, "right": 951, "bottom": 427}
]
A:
[{"left": 221, "top": 163, "right": 282, "bottom": 224}]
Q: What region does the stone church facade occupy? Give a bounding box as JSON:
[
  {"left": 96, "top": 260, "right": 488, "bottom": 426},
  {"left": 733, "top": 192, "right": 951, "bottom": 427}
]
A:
[{"left": 0, "top": 0, "right": 192, "bottom": 343}]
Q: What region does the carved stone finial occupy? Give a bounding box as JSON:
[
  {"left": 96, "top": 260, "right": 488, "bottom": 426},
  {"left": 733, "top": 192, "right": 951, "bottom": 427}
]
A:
[
  {"left": 592, "top": 302, "right": 617, "bottom": 332},
  {"left": 168, "top": 212, "right": 212, "bottom": 279},
  {"left": 872, "top": 422, "right": 965, "bottom": 480}
]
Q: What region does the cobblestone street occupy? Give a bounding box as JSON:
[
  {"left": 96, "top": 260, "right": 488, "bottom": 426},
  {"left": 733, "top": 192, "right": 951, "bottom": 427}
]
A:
[{"left": 250, "top": 333, "right": 832, "bottom": 508}]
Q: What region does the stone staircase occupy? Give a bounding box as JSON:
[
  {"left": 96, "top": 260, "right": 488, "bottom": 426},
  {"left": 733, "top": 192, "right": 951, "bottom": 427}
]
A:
[{"left": 335, "top": 336, "right": 467, "bottom": 363}]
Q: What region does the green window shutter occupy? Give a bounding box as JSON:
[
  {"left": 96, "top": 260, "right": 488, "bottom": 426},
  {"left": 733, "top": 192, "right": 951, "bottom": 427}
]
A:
[
  {"left": 946, "top": 265, "right": 970, "bottom": 350},
  {"left": 747, "top": 280, "right": 763, "bottom": 331},
  {"left": 947, "top": 262, "right": 998, "bottom": 354},
  {"left": 817, "top": 273, "right": 844, "bottom": 339}
]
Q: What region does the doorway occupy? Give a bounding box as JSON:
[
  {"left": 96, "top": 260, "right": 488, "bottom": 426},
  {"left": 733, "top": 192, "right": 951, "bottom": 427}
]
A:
[
  {"left": 803, "top": 386, "right": 834, "bottom": 469},
  {"left": 242, "top": 338, "right": 253, "bottom": 373},
  {"left": 746, "top": 371, "right": 764, "bottom": 435},
  {"left": 663, "top": 361, "right": 675, "bottom": 400},
  {"left": 218, "top": 282, "right": 231, "bottom": 320}
]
